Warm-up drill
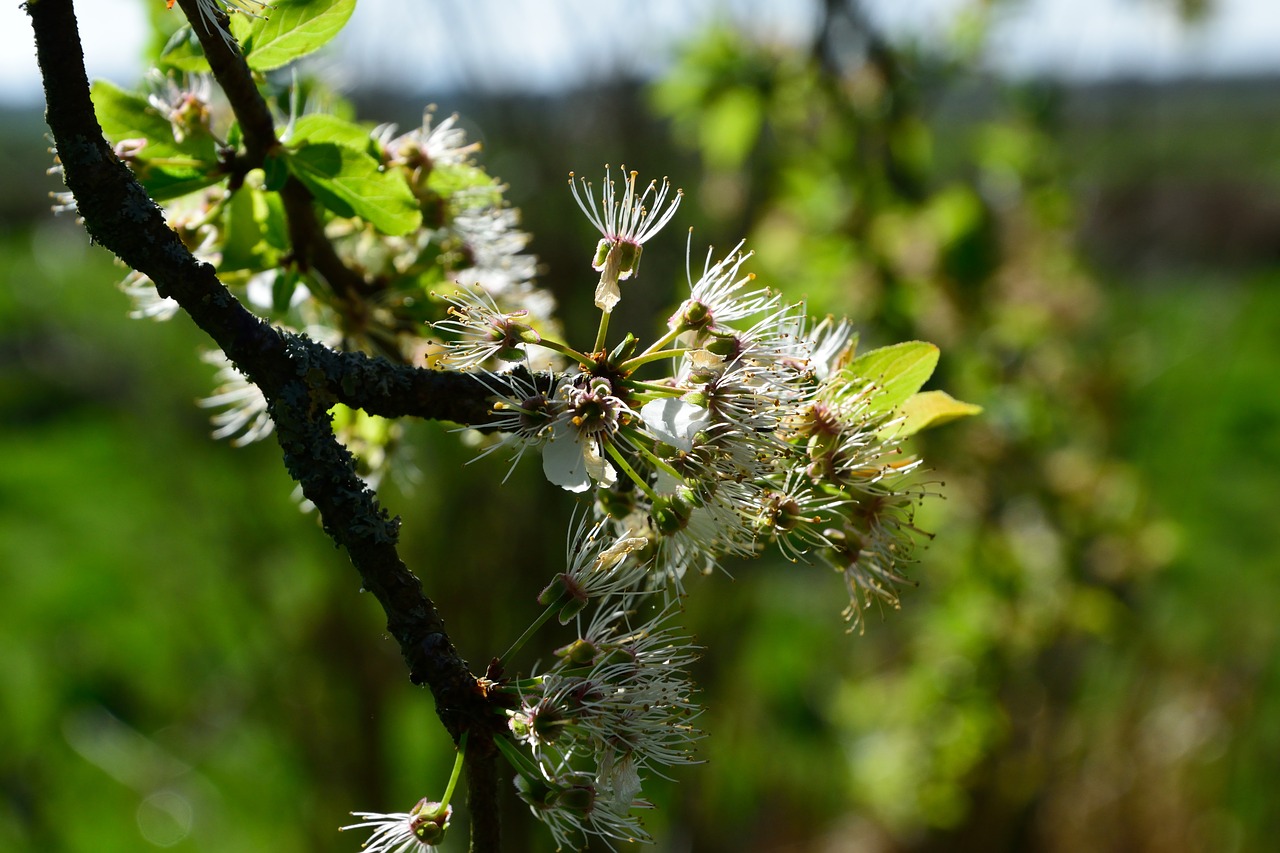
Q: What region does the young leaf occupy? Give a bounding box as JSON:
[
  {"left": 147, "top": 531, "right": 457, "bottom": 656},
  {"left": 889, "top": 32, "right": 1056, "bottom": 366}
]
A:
[
  {"left": 839, "top": 341, "right": 939, "bottom": 415},
  {"left": 290, "top": 114, "right": 379, "bottom": 159},
  {"left": 92, "top": 80, "right": 180, "bottom": 154},
  {"left": 220, "top": 187, "right": 264, "bottom": 272},
  {"left": 158, "top": 26, "right": 212, "bottom": 73},
  {"left": 262, "top": 151, "right": 290, "bottom": 192},
  {"left": 254, "top": 189, "right": 290, "bottom": 252},
  {"left": 90, "top": 80, "right": 222, "bottom": 200},
  {"left": 285, "top": 142, "right": 422, "bottom": 236},
  {"left": 232, "top": 0, "right": 356, "bottom": 72},
  {"left": 883, "top": 390, "right": 983, "bottom": 439}
]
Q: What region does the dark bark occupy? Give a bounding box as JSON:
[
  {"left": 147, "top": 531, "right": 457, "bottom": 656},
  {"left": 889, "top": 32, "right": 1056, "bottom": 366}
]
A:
[{"left": 27, "top": 1, "right": 505, "bottom": 848}]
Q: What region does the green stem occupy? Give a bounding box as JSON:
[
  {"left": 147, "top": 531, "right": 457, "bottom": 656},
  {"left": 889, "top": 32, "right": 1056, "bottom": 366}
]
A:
[
  {"left": 632, "top": 324, "right": 685, "bottom": 361},
  {"left": 440, "top": 730, "right": 467, "bottom": 807},
  {"left": 500, "top": 595, "right": 565, "bottom": 663},
  {"left": 619, "top": 347, "right": 688, "bottom": 373},
  {"left": 501, "top": 675, "right": 548, "bottom": 692},
  {"left": 604, "top": 441, "right": 658, "bottom": 500},
  {"left": 533, "top": 337, "right": 596, "bottom": 369},
  {"left": 592, "top": 308, "right": 612, "bottom": 354},
  {"left": 628, "top": 380, "right": 685, "bottom": 396},
  {"left": 631, "top": 440, "right": 686, "bottom": 484}
]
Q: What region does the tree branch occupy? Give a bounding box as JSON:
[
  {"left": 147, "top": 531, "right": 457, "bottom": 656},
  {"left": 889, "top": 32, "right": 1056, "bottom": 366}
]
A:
[
  {"left": 27, "top": 2, "right": 506, "bottom": 848},
  {"left": 175, "top": 0, "right": 382, "bottom": 315}
]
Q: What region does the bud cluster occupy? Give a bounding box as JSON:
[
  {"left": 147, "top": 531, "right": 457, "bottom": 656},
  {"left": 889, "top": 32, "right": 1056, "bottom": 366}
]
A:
[
  {"left": 441, "top": 168, "right": 931, "bottom": 625},
  {"left": 95, "top": 32, "right": 954, "bottom": 843},
  {"left": 113, "top": 84, "right": 561, "bottom": 489},
  {"left": 429, "top": 168, "right": 946, "bottom": 848}
]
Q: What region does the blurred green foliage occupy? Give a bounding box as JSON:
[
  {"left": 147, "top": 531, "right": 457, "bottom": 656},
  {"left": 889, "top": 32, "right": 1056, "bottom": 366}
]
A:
[
  {"left": 0, "top": 221, "right": 575, "bottom": 852},
  {"left": 5, "top": 2, "right": 1280, "bottom": 851},
  {"left": 645, "top": 10, "right": 1280, "bottom": 853}
]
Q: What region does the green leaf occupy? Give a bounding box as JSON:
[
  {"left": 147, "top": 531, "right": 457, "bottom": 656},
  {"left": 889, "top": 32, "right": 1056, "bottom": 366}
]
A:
[
  {"left": 220, "top": 187, "right": 264, "bottom": 272},
  {"left": 233, "top": 0, "right": 356, "bottom": 71},
  {"left": 885, "top": 390, "right": 983, "bottom": 439},
  {"left": 90, "top": 80, "right": 222, "bottom": 200},
  {"left": 254, "top": 189, "right": 290, "bottom": 252},
  {"left": 838, "top": 341, "right": 940, "bottom": 415},
  {"left": 271, "top": 268, "right": 302, "bottom": 314},
  {"left": 285, "top": 143, "right": 422, "bottom": 236},
  {"left": 290, "top": 114, "right": 378, "bottom": 159},
  {"left": 92, "top": 80, "right": 177, "bottom": 154},
  {"left": 262, "top": 152, "right": 290, "bottom": 191},
  {"left": 427, "top": 162, "right": 497, "bottom": 198},
  {"left": 133, "top": 164, "right": 223, "bottom": 202},
  {"left": 157, "top": 26, "right": 211, "bottom": 73}
]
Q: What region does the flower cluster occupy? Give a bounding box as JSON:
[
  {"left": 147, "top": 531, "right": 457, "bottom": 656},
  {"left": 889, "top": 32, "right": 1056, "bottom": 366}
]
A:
[
  {"left": 440, "top": 169, "right": 929, "bottom": 618},
  {"left": 502, "top": 599, "right": 701, "bottom": 849},
  {"left": 115, "top": 88, "right": 559, "bottom": 488},
  {"left": 88, "top": 10, "right": 963, "bottom": 851},
  {"left": 422, "top": 167, "right": 946, "bottom": 848}
]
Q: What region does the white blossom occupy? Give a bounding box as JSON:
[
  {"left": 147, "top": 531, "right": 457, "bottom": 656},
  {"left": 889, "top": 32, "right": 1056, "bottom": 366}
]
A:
[
  {"left": 340, "top": 797, "right": 451, "bottom": 852},
  {"left": 197, "top": 350, "right": 272, "bottom": 446},
  {"left": 569, "top": 166, "right": 682, "bottom": 311}
]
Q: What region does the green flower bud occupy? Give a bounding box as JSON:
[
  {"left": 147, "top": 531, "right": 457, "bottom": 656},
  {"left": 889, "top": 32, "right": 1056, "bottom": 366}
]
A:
[
  {"left": 556, "top": 596, "right": 588, "bottom": 625},
  {"left": 675, "top": 299, "right": 711, "bottom": 330},
  {"left": 555, "top": 637, "right": 601, "bottom": 667},
  {"left": 555, "top": 784, "right": 596, "bottom": 814},
  {"left": 592, "top": 238, "right": 612, "bottom": 270},
  {"left": 704, "top": 329, "right": 740, "bottom": 358},
  {"left": 614, "top": 241, "right": 642, "bottom": 279},
  {"left": 652, "top": 490, "right": 695, "bottom": 535},
  {"left": 408, "top": 798, "right": 451, "bottom": 845}
]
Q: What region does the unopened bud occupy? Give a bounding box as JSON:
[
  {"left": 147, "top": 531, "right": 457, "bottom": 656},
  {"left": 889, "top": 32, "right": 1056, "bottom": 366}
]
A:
[{"left": 652, "top": 490, "right": 695, "bottom": 535}]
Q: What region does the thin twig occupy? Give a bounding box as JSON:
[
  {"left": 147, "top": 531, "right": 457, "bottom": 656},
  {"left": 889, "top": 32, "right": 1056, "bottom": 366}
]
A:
[{"left": 175, "top": 0, "right": 383, "bottom": 315}]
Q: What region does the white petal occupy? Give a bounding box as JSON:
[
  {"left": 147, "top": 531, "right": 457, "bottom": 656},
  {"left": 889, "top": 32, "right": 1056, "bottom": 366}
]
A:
[
  {"left": 583, "top": 436, "right": 617, "bottom": 488},
  {"left": 640, "top": 398, "right": 709, "bottom": 451},
  {"left": 542, "top": 421, "right": 593, "bottom": 493},
  {"left": 594, "top": 246, "right": 624, "bottom": 311}
]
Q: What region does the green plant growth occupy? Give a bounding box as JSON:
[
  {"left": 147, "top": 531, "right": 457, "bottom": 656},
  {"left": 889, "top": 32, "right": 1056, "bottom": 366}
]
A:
[
  {"left": 15, "top": 0, "right": 974, "bottom": 850},
  {"left": 649, "top": 9, "right": 1209, "bottom": 849}
]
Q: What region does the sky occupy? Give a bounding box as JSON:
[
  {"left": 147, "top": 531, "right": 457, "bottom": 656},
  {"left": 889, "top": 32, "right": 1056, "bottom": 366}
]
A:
[{"left": 5, "top": 0, "right": 1280, "bottom": 104}]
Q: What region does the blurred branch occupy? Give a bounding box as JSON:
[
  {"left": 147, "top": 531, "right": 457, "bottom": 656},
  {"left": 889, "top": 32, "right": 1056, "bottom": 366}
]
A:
[
  {"left": 814, "top": 0, "right": 926, "bottom": 202},
  {"left": 27, "top": 2, "right": 504, "bottom": 848}
]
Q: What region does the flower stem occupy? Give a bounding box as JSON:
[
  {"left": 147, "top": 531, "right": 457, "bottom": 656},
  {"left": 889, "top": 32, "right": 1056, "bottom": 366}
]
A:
[
  {"left": 620, "top": 347, "right": 687, "bottom": 373},
  {"left": 605, "top": 441, "right": 659, "bottom": 500},
  {"left": 593, "top": 308, "right": 612, "bottom": 354},
  {"left": 631, "top": 324, "right": 684, "bottom": 361},
  {"left": 628, "top": 380, "right": 685, "bottom": 397},
  {"left": 501, "top": 596, "right": 565, "bottom": 663},
  {"left": 534, "top": 337, "right": 596, "bottom": 369},
  {"left": 440, "top": 730, "right": 467, "bottom": 807},
  {"left": 631, "top": 440, "right": 686, "bottom": 484}
]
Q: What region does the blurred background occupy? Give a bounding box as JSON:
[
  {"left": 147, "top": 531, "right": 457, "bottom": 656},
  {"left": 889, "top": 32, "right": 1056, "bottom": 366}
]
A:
[{"left": 3, "top": 0, "right": 1280, "bottom": 850}]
